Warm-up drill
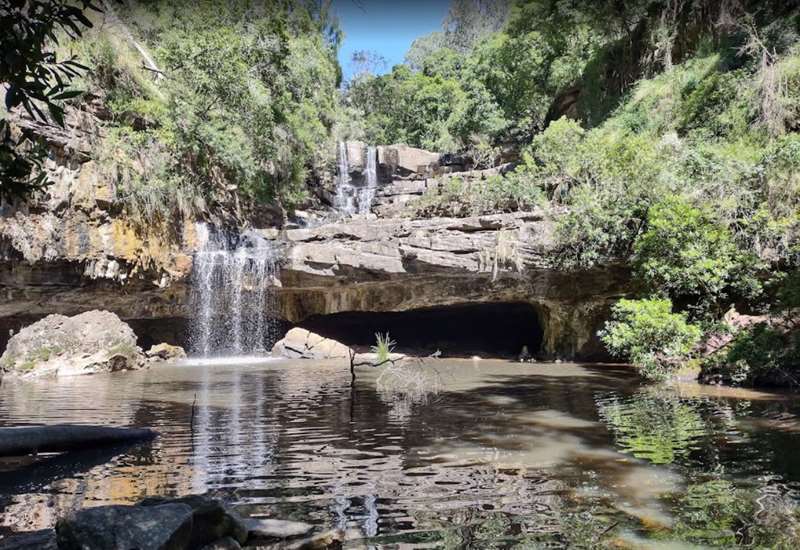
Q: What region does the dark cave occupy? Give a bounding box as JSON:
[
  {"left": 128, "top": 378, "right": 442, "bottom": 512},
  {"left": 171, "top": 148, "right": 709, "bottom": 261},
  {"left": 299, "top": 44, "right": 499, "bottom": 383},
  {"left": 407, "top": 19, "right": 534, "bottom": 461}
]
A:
[{"left": 299, "top": 302, "right": 544, "bottom": 358}]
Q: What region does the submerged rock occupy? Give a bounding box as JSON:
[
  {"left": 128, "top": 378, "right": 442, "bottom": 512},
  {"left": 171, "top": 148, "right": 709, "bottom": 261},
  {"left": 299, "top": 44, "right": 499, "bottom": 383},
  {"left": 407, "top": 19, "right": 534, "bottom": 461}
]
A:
[
  {"left": 244, "top": 517, "right": 315, "bottom": 541},
  {"left": 271, "top": 328, "right": 351, "bottom": 360},
  {"left": 0, "top": 310, "right": 145, "bottom": 378}
]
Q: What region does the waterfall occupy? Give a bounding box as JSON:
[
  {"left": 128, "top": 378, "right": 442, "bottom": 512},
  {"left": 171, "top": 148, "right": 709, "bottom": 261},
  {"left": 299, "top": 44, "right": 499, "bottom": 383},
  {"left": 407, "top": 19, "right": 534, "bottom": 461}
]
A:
[
  {"left": 334, "top": 142, "right": 378, "bottom": 216},
  {"left": 189, "top": 224, "right": 280, "bottom": 357},
  {"left": 334, "top": 141, "right": 356, "bottom": 216},
  {"left": 357, "top": 146, "right": 377, "bottom": 215}
]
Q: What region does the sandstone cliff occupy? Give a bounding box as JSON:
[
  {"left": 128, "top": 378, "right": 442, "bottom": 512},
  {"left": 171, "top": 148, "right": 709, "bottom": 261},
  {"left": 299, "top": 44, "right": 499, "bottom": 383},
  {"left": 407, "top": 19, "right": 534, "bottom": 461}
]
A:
[{"left": 0, "top": 121, "right": 629, "bottom": 359}]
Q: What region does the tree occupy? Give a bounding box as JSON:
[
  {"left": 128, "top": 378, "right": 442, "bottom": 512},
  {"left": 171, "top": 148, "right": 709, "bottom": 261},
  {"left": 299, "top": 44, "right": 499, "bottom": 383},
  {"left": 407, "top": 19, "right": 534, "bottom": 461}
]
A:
[{"left": 1, "top": 0, "right": 101, "bottom": 199}]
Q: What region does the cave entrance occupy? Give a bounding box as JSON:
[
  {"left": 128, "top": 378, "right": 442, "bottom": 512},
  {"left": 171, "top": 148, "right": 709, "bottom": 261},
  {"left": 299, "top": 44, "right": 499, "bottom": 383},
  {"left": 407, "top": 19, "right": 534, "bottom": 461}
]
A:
[{"left": 298, "top": 302, "right": 544, "bottom": 358}]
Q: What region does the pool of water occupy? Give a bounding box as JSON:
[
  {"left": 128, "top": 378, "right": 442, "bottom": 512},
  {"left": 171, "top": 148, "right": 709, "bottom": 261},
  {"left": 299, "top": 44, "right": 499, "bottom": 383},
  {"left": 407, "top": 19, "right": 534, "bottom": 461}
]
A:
[{"left": 1, "top": 359, "right": 799, "bottom": 547}]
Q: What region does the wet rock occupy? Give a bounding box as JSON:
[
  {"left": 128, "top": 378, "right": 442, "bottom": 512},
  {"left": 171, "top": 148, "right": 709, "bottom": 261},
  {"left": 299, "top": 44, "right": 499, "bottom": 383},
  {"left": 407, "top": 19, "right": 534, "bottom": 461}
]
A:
[
  {"left": 244, "top": 517, "right": 315, "bottom": 541},
  {"left": 146, "top": 343, "right": 187, "bottom": 363},
  {"left": 200, "top": 536, "right": 241, "bottom": 549},
  {"left": 140, "top": 494, "right": 248, "bottom": 546},
  {"left": 55, "top": 503, "right": 194, "bottom": 550},
  {"left": 0, "top": 529, "right": 57, "bottom": 550},
  {"left": 284, "top": 528, "right": 345, "bottom": 549},
  {"left": 271, "top": 328, "right": 351, "bottom": 360},
  {"left": 0, "top": 310, "right": 146, "bottom": 378}
]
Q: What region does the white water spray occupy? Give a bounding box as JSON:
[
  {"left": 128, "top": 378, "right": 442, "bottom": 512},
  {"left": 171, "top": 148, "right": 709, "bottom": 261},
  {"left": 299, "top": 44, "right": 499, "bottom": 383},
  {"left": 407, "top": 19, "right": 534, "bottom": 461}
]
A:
[
  {"left": 189, "top": 224, "right": 280, "bottom": 357},
  {"left": 334, "top": 142, "right": 378, "bottom": 217}
]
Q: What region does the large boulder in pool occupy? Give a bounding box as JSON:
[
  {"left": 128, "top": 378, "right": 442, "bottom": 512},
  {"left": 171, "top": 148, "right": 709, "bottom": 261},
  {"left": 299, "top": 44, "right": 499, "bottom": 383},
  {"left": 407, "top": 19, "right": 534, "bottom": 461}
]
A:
[
  {"left": 271, "top": 328, "right": 352, "bottom": 360},
  {"left": 0, "top": 310, "right": 146, "bottom": 378}
]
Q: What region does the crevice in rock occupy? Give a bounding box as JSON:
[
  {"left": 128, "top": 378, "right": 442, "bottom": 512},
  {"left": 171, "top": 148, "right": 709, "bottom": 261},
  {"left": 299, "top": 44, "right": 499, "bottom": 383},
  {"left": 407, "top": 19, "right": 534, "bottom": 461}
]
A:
[{"left": 297, "top": 302, "right": 544, "bottom": 359}]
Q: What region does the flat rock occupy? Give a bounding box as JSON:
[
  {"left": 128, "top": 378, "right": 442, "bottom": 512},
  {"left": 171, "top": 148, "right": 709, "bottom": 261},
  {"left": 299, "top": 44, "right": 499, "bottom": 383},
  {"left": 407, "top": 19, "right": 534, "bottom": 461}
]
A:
[{"left": 272, "top": 328, "right": 351, "bottom": 360}]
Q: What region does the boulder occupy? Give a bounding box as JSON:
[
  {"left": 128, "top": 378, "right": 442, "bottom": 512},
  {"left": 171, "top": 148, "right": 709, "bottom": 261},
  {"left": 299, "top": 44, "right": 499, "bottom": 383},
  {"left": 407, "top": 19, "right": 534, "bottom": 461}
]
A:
[
  {"left": 146, "top": 343, "right": 187, "bottom": 363},
  {"left": 0, "top": 310, "right": 146, "bottom": 378},
  {"left": 139, "top": 495, "right": 248, "bottom": 546},
  {"left": 378, "top": 144, "right": 440, "bottom": 177},
  {"left": 271, "top": 328, "right": 351, "bottom": 360},
  {"left": 56, "top": 503, "right": 194, "bottom": 550}
]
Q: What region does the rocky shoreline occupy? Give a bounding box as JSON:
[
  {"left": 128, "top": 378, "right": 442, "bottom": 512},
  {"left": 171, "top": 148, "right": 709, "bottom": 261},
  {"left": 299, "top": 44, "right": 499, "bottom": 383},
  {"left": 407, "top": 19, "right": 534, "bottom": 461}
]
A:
[{"left": 1, "top": 495, "right": 343, "bottom": 550}]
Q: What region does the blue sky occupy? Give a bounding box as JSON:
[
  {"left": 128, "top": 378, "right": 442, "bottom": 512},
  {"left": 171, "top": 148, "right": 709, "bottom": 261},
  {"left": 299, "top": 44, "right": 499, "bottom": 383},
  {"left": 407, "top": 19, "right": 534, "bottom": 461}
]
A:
[{"left": 332, "top": 0, "right": 450, "bottom": 80}]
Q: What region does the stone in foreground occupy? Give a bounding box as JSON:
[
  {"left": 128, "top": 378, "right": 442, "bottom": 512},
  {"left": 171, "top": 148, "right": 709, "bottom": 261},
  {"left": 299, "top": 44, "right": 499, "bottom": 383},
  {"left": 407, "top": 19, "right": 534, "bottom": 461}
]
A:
[
  {"left": 56, "top": 503, "right": 194, "bottom": 550},
  {"left": 272, "top": 328, "right": 351, "bottom": 360}
]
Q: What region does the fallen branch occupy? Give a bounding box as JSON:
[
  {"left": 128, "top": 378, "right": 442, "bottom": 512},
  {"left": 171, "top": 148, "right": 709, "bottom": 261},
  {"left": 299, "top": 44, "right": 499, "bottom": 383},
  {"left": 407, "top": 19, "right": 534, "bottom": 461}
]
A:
[{"left": 0, "top": 425, "right": 157, "bottom": 457}]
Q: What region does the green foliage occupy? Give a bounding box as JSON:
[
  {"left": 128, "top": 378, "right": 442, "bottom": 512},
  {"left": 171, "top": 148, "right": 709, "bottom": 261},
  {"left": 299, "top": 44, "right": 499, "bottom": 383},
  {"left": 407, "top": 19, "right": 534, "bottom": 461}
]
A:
[
  {"left": 1, "top": 0, "right": 99, "bottom": 199},
  {"left": 412, "top": 172, "right": 544, "bottom": 218},
  {"left": 344, "top": 64, "right": 504, "bottom": 152},
  {"left": 371, "top": 332, "right": 396, "bottom": 363},
  {"left": 703, "top": 323, "right": 800, "bottom": 387},
  {"left": 634, "top": 195, "right": 761, "bottom": 318},
  {"left": 75, "top": 0, "right": 340, "bottom": 222},
  {"left": 601, "top": 298, "right": 702, "bottom": 381}
]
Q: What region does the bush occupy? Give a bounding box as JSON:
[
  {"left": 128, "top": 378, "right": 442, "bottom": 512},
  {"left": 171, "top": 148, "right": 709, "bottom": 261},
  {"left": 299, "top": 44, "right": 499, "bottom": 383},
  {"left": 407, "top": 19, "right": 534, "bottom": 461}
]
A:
[
  {"left": 600, "top": 298, "right": 702, "bottom": 381},
  {"left": 634, "top": 195, "right": 760, "bottom": 318}
]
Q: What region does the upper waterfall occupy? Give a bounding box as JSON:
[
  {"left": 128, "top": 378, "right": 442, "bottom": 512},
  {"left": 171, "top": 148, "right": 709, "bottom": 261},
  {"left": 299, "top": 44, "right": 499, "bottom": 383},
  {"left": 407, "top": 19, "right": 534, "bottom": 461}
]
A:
[{"left": 334, "top": 142, "right": 378, "bottom": 217}]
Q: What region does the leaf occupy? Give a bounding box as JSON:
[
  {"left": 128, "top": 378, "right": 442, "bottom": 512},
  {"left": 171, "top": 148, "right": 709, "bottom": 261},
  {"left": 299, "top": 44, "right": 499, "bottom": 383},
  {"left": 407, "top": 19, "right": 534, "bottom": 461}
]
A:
[
  {"left": 51, "top": 89, "right": 83, "bottom": 101},
  {"left": 73, "top": 12, "right": 94, "bottom": 29},
  {"left": 48, "top": 103, "right": 65, "bottom": 127},
  {"left": 5, "top": 85, "right": 22, "bottom": 110}
]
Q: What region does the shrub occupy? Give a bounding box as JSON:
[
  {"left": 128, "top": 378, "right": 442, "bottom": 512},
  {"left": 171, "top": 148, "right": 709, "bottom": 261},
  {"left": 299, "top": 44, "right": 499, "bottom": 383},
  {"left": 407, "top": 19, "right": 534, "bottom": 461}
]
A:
[
  {"left": 371, "top": 332, "right": 396, "bottom": 363},
  {"left": 600, "top": 298, "right": 702, "bottom": 381},
  {"left": 634, "top": 195, "right": 760, "bottom": 319}
]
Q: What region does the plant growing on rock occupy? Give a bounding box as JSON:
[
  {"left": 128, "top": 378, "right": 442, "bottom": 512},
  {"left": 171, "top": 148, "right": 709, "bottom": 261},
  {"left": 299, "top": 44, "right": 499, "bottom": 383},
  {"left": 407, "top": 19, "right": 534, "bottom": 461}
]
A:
[
  {"left": 600, "top": 298, "right": 702, "bottom": 381},
  {"left": 371, "top": 332, "right": 396, "bottom": 363}
]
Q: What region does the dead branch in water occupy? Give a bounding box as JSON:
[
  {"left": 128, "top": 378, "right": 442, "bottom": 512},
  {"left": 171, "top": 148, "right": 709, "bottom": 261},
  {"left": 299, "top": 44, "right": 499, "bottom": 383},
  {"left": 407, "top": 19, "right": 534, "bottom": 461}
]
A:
[{"left": 0, "top": 425, "right": 156, "bottom": 457}]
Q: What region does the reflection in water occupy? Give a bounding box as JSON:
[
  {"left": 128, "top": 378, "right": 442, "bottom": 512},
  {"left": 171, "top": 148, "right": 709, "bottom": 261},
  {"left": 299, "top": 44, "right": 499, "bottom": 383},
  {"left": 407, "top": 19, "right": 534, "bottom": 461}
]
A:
[{"left": 1, "top": 360, "right": 799, "bottom": 547}]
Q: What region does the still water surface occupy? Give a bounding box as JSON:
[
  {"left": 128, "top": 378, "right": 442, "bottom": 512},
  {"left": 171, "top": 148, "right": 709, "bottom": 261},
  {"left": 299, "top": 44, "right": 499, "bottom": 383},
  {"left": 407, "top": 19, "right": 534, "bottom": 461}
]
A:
[{"left": 1, "top": 359, "right": 799, "bottom": 547}]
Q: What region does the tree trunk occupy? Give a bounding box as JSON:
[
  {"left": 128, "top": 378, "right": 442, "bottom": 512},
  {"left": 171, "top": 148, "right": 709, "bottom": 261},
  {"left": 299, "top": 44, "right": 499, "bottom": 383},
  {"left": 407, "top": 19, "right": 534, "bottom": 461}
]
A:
[{"left": 0, "top": 425, "right": 156, "bottom": 457}]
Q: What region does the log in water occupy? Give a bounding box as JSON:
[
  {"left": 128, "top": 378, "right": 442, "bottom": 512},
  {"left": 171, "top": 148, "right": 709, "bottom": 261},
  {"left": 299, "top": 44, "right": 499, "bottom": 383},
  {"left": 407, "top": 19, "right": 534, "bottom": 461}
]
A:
[{"left": 0, "top": 425, "right": 156, "bottom": 457}]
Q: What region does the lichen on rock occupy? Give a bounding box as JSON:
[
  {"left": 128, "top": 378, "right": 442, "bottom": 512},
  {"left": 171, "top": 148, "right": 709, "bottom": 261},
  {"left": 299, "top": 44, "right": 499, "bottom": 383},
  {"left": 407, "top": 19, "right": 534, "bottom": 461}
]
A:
[{"left": 1, "top": 310, "right": 147, "bottom": 378}]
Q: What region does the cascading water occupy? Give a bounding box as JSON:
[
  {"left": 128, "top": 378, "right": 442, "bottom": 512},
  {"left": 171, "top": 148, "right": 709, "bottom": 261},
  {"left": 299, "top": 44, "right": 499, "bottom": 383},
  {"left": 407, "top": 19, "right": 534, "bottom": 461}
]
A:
[
  {"left": 189, "top": 223, "right": 280, "bottom": 357},
  {"left": 334, "top": 141, "right": 356, "bottom": 216},
  {"left": 334, "top": 142, "right": 378, "bottom": 216},
  {"left": 357, "top": 145, "right": 377, "bottom": 215}
]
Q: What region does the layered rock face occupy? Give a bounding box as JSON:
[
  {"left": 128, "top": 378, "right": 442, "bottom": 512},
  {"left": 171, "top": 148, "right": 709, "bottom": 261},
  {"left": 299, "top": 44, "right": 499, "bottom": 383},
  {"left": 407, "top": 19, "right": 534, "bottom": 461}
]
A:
[
  {"left": 277, "top": 211, "right": 629, "bottom": 358},
  {"left": 0, "top": 107, "right": 196, "bottom": 351},
  {"left": 1, "top": 118, "right": 629, "bottom": 359}
]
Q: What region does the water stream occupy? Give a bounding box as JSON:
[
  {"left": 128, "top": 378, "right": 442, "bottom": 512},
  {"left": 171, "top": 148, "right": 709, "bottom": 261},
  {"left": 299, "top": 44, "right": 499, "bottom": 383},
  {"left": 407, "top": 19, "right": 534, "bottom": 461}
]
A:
[
  {"left": 334, "top": 142, "right": 378, "bottom": 217},
  {"left": 188, "top": 224, "right": 280, "bottom": 356},
  {"left": 2, "top": 360, "right": 799, "bottom": 547}
]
